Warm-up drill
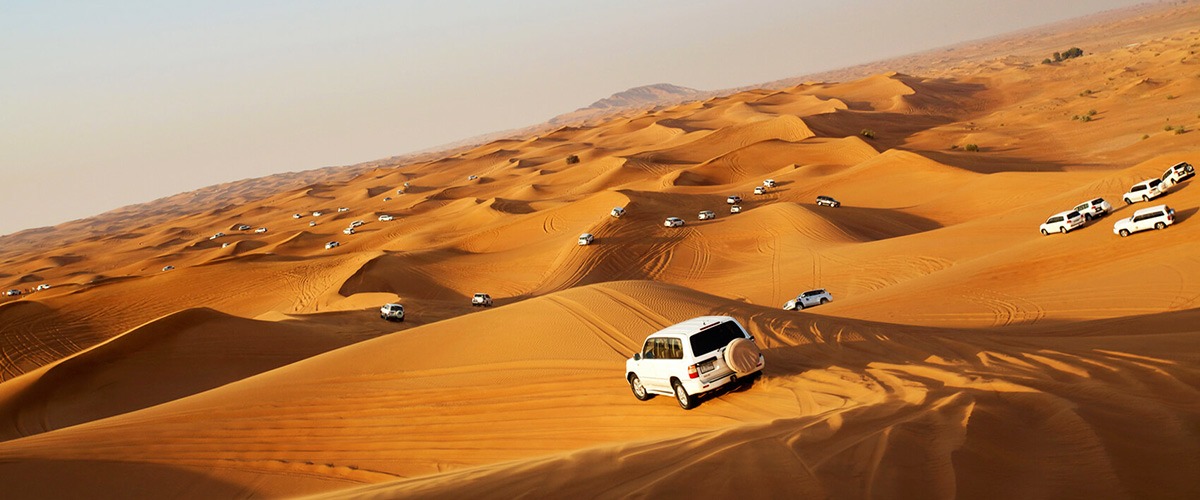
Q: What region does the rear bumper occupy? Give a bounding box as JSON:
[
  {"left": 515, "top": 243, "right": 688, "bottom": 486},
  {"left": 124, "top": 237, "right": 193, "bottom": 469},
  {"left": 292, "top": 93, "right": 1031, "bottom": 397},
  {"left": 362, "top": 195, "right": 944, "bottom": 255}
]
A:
[{"left": 684, "top": 360, "right": 765, "bottom": 395}]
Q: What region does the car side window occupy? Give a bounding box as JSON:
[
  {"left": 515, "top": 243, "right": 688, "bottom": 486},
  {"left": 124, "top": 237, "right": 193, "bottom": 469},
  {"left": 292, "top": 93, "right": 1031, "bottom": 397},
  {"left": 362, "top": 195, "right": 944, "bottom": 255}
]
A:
[
  {"left": 666, "top": 338, "right": 683, "bottom": 359},
  {"left": 642, "top": 339, "right": 657, "bottom": 359},
  {"left": 1048, "top": 216, "right": 1063, "bottom": 223}
]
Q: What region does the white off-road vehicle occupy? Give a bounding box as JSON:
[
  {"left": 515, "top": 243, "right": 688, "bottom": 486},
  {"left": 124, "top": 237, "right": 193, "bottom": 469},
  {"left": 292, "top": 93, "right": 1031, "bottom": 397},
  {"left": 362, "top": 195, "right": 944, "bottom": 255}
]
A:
[
  {"left": 380, "top": 303, "right": 405, "bottom": 322},
  {"left": 338, "top": 207, "right": 350, "bottom": 212},
  {"left": 664, "top": 217, "right": 684, "bottom": 227},
  {"left": 312, "top": 211, "right": 323, "bottom": 217},
  {"left": 292, "top": 213, "right": 303, "bottom": 219},
  {"left": 378, "top": 214, "right": 394, "bottom": 222},
  {"left": 350, "top": 220, "right": 365, "bottom": 228},
  {"left": 698, "top": 210, "right": 716, "bottom": 220},
  {"left": 578, "top": 233, "right": 594, "bottom": 245},
  {"left": 727, "top": 195, "right": 742, "bottom": 204},
  {"left": 255, "top": 227, "right": 268, "bottom": 233},
  {"left": 730, "top": 204, "right": 742, "bottom": 213},
  {"left": 763, "top": 179, "right": 777, "bottom": 187},
  {"left": 1161, "top": 161, "right": 1195, "bottom": 187},
  {"left": 325, "top": 241, "right": 339, "bottom": 249},
  {"left": 1113, "top": 204, "right": 1175, "bottom": 237},
  {"left": 235, "top": 224, "right": 251, "bottom": 231},
  {"left": 209, "top": 232, "right": 225, "bottom": 240},
  {"left": 471, "top": 293, "right": 493, "bottom": 307},
  {"left": 1039, "top": 210, "right": 1085, "bottom": 235},
  {"left": 1123, "top": 179, "right": 1167, "bottom": 204},
  {"left": 1071, "top": 198, "right": 1113, "bottom": 221},
  {"left": 610, "top": 206, "right": 625, "bottom": 218},
  {"left": 35, "top": 284, "right": 51, "bottom": 291},
  {"left": 816, "top": 195, "right": 841, "bottom": 207},
  {"left": 5, "top": 289, "right": 21, "bottom": 296},
  {"left": 753, "top": 186, "right": 766, "bottom": 195},
  {"left": 626, "top": 316, "right": 764, "bottom": 410},
  {"left": 342, "top": 227, "right": 355, "bottom": 235},
  {"left": 162, "top": 265, "right": 175, "bottom": 272},
  {"left": 783, "top": 289, "right": 832, "bottom": 310}
]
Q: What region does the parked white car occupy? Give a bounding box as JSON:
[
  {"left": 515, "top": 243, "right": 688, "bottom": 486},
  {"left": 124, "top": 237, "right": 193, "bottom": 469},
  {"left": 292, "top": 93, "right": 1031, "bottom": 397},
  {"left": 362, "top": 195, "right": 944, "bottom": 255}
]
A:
[
  {"left": 1162, "top": 161, "right": 1195, "bottom": 187},
  {"left": 664, "top": 217, "right": 684, "bottom": 227},
  {"left": 325, "top": 241, "right": 339, "bottom": 249},
  {"left": 1039, "top": 210, "right": 1085, "bottom": 235},
  {"left": 578, "top": 233, "right": 594, "bottom": 246},
  {"left": 255, "top": 227, "right": 268, "bottom": 233},
  {"left": 611, "top": 206, "right": 625, "bottom": 218},
  {"left": 1113, "top": 204, "right": 1175, "bottom": 237},
  {"left": 350, "top": 220, "right": 365, "bottom": 228},
  {"left": 1123, "top": 179, "right": 1167, "bottom": 204},
  {"left": 342, "top": 227, "right": 355, "bottom": 235},
  {"left": 753, "top": 186, "right": 766, "bottom": 195},
  {"left": 1072, "top": 198, "right": 1113, "bottom": 221},
  {"left": 625, "top": 316, "right": 764, "bottom": 410},
  {"left": 763, "top": 179, "right": 777, "bottom": 187},
  {"left": 783, "top": 289, "right": 833, "bottom": 310},
  {"left": 380, "top": 303, "right": 405, "bottom": 322},
  {"left": 727, "top": 195, "right": 742, "bottom": 204},
  {"left": 730, "top": 205, "right": 742, "bottom": 213},
  {"left": 698, "top": 210, "right": 716, "bottom": 220},
  {"left": 471, "top": 293, "right": 493, "bottom": 307},
  {"left": 337, "top": 207, "right": 350, "bottom": 212}
]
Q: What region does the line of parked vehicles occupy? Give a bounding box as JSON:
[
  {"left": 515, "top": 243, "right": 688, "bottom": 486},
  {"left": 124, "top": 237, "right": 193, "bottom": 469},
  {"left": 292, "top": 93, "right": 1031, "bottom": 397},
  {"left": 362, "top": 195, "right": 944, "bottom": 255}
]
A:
[{"left": 1039, "top": 162, "right": 1192, "bottom": 238}]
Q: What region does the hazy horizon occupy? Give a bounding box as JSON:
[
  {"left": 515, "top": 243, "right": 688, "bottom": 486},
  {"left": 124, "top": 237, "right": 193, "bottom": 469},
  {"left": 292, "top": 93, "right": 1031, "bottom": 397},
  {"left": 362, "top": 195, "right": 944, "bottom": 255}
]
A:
[{"left": 0, "top": 0, "right": 1147, "bottom": 236}]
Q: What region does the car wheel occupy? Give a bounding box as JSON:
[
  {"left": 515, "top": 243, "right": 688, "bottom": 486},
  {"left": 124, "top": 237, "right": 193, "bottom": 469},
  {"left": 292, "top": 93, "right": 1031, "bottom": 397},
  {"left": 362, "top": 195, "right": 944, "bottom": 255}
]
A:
[
  {"left": 1059, "top": 226, "right": 1067, "bottom": 234},
  {"left": 1084, "top": 213, "right": 1092, "bottom": 222},
  {"left": 1119, "top": 229, "right": 1130, "bottom": 237},
  {"left": 672, "top": 380, "right": 695, "bottom": 410},
  {"left": 820, "top": 298, "right": 829, "bottom": 305},
  {"left": 1040, "top": 229, "right": 1048, "bottom": 235},
  {"left": 629, "top": 374, "right": 653, "bottom": 401},
  {"left": 1124, "top": 198, "right": 1132, "bottom": 204},
  {"left": 1155, "top": 222, "right": 1166, "bottom": 230},
  {"left": 1143, "top": 195, "right": 1150, "bottom": 202}
]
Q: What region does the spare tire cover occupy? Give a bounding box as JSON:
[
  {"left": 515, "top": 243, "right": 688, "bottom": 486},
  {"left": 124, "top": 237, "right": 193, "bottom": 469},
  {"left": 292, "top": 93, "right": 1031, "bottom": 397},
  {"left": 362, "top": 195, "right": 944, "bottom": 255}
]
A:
[{"left": 724, "top": 337, "right": 762, "bottom": 375}]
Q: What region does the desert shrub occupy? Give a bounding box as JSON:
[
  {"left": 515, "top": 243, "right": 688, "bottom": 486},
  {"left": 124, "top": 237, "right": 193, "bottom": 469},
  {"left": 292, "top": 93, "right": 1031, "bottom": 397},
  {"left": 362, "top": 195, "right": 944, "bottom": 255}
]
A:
[
  {"left": 1164, "top": 125, "right": 1175, "bottom": 131},
  {"left": 1087, "top": 109, "right": 1096, "bottom": 116},
  {"left": 1050, "top": 47, "right": 1084, "bottom": 63},
  {"left": 860, "top": 129, "right": 876, "bottom": 138},
  {"left": 565, "top": 154, "right": 580, "bottom": 164},
  {"left": 1142, "top": 134, "right": 1150, "bottom": 140},
  {"left": 1079, "top": 115, "right": 1092, "bottom": 122},
  {"left": 508, "top": 158, "right": 518, "bottom": 163},
  {"left": 1080, "top": 89, "right": 1093, "bottom": 96},
  {"left": 1042, "top": 58, "right": 1053, "bottom": 65},
  {"left": 1166, "top": 95, "right": 1178, "bottom": 100},
  {"left": 964, "top": 143, "right": 980, "bottom": 152},
  {"left": 1176, "top": 126, "right": 1187, "bottom": 135},
  {"left": 1054, "top": 52, "right": 1062, "bottom": 62}
]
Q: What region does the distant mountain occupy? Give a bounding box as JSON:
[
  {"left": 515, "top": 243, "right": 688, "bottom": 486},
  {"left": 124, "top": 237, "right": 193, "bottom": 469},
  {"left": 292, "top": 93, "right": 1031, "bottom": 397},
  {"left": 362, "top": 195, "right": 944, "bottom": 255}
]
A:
[{"left": 582, "top": 83, "right": 706, "bottom": 110}]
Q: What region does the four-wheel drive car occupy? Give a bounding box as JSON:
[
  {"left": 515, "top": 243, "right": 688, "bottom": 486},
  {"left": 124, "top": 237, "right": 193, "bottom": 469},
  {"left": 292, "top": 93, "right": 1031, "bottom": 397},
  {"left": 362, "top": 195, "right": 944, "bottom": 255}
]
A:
[
  {"left": 610, "top": 206, "right": 625, "bottom": 218},
  {"left": 378, "top": 215, "right": 394, "bottom": 221},
  {"left": 625, "top": 316, "right": 764, "bottom": 410},
  {"left": 1072, "top": 198, "right": 1113, "bottom": 220},
  {"left": 471, "top": 293, "right": 493, "bottom": 307},
  {"left": 730, "top": 204, "right": 742, "bottom": 213},
  {"left": 816, "top": 196, "right": 841, "bottom": 207},
  {"left": 342, "top": 227, "right": 355, "bottom": 235},
  {"left": 578, "top": 233, "right": 594, "bottom": 245},
  {"left": 698, "top": 210, "right": 716, "bottom": 220},
  {"left": 753, "top": 186, "right": 766, "bottom": 195},
  {"left": 1039, "top": 210, "right": 1085, "bottom": 235},
  {"left": 325, "top": 241, "right": 339, "bottom": 249},
  {"left": 255, "top": 227, "right": 268, "bottom": 233},
  {"left": 664, "top": 217, "right": 684, "bottom": 227},
  {"left": 162, "top": 265, "right": 175, "bottom": 272},
  {"left": 1113, "top": 204, "right": 1174, "bottom": 237},
  {"left": 292, "top": 213, "right": 303, "bottom": 219},
  {"left": 338, "top": 207, "right": 350, "bottom": 212},
  {"left": 1162, "top": 161, "right": 1195, "bottom": 187},
  {"left": 236, "top": 224, "right": 251, "bottom": 231},
  {"left": 380, "top": 303, "right": 405, "bottom": 321},
  {"left": 5, "top": 290, "right": 21, "bottom": 296},
  {"left": 763, "top": 179, "right": 777, "bottom": 187},
  {"left": 1123, "top": 179, "right": 1167, "bottom": 204},
  {"left": 783, "top": 289, "right": 832, "bottom": 310},
  {"left": 726, "top": 195, "right": 742, "bottom": 204},
  {"left": 350, "top": 220, "right": 365, "bottom": 228}
]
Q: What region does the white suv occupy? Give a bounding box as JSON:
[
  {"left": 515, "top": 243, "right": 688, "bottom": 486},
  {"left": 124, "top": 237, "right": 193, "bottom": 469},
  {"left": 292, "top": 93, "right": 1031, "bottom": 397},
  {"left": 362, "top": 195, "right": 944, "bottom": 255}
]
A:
[
  {"left": 380, "top": 303, "right": 405, "bottom": 322},
  {"left": 471, "top": 293, "right": 493, "bottom": 307},
  {"left": 698, "top": 210, "right": 716, "bottom": 220},
  {"left": 1113, "top": 204, "right": 1174, "bottom": 237},
  {"left": 1123, "top": 179, "right": 1167, "bottom": 204},
  {"left": 1162, "top": 161, "right": 1195, "bottom": 187},
  {"left": 664, "top": 217, "right": 684, "bottom": 227},
  {"left": 625, "top": 316, "right": 764, "bottom": 410},
  {"left": 1039, "top": 210, "right": 1085, "bottom": 235},
  {"left": 783, "top": 289, "right": 832, "bottom": 310},
  {"left": 726, "top": 195, "right": 741, "bottom": 204},
  {"left": 1071, "top": 198, "right": 1113, "bottom": 221}
]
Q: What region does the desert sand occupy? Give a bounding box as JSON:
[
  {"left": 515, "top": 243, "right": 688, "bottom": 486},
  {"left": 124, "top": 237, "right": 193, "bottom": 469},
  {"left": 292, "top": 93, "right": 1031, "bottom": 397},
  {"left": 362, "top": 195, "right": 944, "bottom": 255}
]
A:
[{"left": 2, "top": 3, "right": 1200, "bottom": 499}]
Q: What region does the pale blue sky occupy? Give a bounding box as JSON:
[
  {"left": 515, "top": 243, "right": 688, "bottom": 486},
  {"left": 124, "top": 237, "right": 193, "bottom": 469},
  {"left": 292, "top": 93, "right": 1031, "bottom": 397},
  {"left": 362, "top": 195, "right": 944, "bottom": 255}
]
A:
[{"left": 0, "top": 0, "right": 1145, "bottom": 235}]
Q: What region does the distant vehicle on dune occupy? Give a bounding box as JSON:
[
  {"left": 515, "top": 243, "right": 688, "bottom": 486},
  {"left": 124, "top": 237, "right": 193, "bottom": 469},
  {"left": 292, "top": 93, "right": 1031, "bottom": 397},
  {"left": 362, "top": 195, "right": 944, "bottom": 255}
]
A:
[
  {"left": 325, "top": 241, "right": 339, "bottom": 249},
  {"left": 816, "top": 196, "right": 841, "bottom": 207},
  {"left": 235, "top": 224, "right": 251, "bottom": 231},
  {"left": 578, "top": 233, "right": 594, "bottom": 246},
  {"left": 342, "top": 227, "right": 355, "bottom": 235},
  {"left": 784, "top": 289, "right": 832, "bottom": 310},
  {"left": 338, "top": 207, "right": 350, "bottom": 212},
  {"left": 162, "top": 265, "right": 175, "bottom": 272},
  {"left": 379, "top": 214, "right": 394, "bottom": 221},
  {"left": 380, "top": 303, "right": 405, "bottom": 322},
  {"left": 664, "top": 217, "right": 684, "bottom": 227},
  {"left": 754, "top": 186, "right": 766, "bottom": 195},
  {"left": 763, "top": 179, "right": 777, "bottom": 187},
  {"left": 5, "top": 289, "right": 21, "bottom": 296},
  {"left": 292, "top": 213, "right": 303, "bottom": 219},
  {"left": 1072, "top": 198, "right": 1113, "bottom": 221},
  {"left": 611, "top": 206, "right": 625, "bottom": 218},
  {"left": 698, "top": 210, "right": 716, "bottom": 220},
  {"left": 35, "top": 284, "right": 51, "bottom": 291},
  {"left": 350, "top": 220, "right": 365, "bottom": 228},
  {"left": 727, "top": 195, "right": 742, "bottom": 204},
  {"left": 1161, "top": 161, "right": 1194, "bottom": 187},
  {"left": 1123, "top": 179, "right": 1166, "bottom": 204},
  {"left": 472, "top": 293, "right": 493, "bottom": 307},
  {"left": 255, "top": 227, "right": 268, "bottom": 233},
  {"left": 730, "top": 204, "right": 742, "bottom": 213},
  {"left": 1040, "top": 210, "right": 1085, "bottom": 235}
]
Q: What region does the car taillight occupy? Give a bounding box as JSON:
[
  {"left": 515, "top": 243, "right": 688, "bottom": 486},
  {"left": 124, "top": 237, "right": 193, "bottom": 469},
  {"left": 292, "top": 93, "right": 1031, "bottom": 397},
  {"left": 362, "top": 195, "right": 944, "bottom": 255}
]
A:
[{"left": 688, "top": 364, "right": 699, "bottom": 379}]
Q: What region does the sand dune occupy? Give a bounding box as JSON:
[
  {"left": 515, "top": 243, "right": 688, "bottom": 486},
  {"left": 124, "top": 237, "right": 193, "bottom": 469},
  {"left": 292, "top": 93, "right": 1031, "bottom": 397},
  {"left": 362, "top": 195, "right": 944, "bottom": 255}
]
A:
[{"left": 1, "top": 4, "right": 1200, "bottom": 498}]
